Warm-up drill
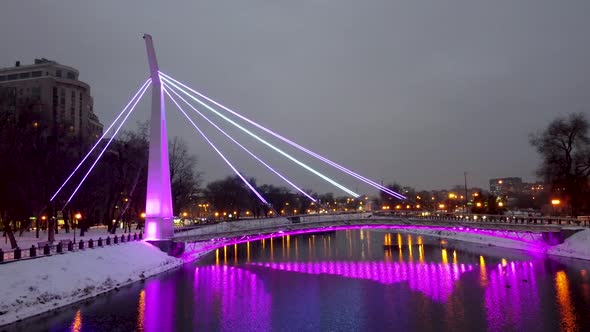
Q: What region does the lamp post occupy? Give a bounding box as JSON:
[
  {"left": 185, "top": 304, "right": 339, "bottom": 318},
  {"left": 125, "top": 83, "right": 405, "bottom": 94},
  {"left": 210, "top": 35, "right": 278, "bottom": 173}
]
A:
[
  {"left": 74, "top": 213, "right": 82, "bottom": 240},
  {"left": 551, "top": 199, "right": 561, "bottom": 216}
]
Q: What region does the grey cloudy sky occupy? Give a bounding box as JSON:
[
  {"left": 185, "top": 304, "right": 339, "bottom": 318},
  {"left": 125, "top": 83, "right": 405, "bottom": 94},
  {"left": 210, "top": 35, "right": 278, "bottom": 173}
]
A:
[{"left": 2, "top": 0, "right": 590, "bottom": 196}]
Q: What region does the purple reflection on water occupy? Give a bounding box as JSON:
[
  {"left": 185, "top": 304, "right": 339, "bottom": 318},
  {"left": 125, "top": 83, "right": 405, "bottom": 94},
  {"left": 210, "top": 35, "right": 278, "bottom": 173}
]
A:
[
  {"left": 193, "top": 266, "right": 272, "bottom": 331},
  {"left": 247, "top": 260, "right": 473, "bottom": 302},
  {"left": 140, "top": 278, "right": 175, "bottom": 332},
  {"left": 484, "top": 261, "right": 540, "bottom": 332}
]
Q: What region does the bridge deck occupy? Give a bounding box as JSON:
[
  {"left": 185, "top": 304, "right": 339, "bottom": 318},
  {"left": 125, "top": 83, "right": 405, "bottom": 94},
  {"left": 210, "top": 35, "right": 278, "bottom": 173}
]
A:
[{"left": 174, "top": 215, "right": 569, "bottom": 243}]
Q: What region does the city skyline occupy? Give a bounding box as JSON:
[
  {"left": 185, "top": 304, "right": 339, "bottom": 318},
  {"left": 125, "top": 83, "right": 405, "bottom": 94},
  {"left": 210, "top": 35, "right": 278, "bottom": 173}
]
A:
[{"left": 1, "top": 1, "right": 589, "bottom": 194}]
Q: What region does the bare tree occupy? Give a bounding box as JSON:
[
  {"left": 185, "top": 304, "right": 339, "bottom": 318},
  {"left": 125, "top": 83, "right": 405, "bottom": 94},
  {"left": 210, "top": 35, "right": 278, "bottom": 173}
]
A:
[{"left": 530, "top": 113, "right": 590, "bottom": 216}]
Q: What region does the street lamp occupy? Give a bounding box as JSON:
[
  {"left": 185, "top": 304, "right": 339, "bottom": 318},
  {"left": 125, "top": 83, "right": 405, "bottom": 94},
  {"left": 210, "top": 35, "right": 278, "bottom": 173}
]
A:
[
  {"left": 551, "top": 199, "right": 561, "bottom": 216},
  {"left": 74, "top": 213, "right": 82, "bottom": 240}
]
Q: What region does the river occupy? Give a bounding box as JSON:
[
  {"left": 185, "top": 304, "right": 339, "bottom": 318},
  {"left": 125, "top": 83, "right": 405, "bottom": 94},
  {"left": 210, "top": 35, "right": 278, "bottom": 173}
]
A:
[{"left": 5, "top": 229, "right": 590, "bottom": 331}]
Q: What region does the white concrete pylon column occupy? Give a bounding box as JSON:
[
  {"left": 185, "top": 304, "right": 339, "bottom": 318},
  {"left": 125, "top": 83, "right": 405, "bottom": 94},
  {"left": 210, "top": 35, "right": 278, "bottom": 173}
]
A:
[{"left": 143, "top": 34, "right": 174, "bottom": 240}]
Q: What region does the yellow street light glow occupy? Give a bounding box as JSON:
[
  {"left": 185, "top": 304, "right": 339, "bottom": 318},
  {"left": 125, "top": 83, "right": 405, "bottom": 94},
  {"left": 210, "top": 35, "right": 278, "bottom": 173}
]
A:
[
  {"left": 438, "top": 204, "right": 445, "bottom": 209},
  {"left": 498, "top": 202, "right": 504, "bottom": 207},
  {"left": 140, "top": 212, "right": 146, "bottom": 218},
  {"left": 476, "top": 202, "right": 482, "bottom": 208},
  {"left": 74, "top": 213, "right": 82, "bottom": 220},
  {"left": 551, "top": 199, "right": 561, "bottom": 206}
]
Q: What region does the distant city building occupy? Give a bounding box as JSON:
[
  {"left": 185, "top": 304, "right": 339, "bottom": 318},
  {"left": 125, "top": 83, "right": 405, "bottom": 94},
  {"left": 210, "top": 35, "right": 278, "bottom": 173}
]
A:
[
  {"left": 489, "top": 177, "right": 523, "bottom": 196},
  {"left": 0, "top": 58, "right": 103, "bottom": 142}
]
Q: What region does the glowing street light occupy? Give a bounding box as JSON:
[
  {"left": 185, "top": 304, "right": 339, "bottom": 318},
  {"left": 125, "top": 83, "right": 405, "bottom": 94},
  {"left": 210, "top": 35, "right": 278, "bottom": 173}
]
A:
[
  {"left": 551, "top": 199, "right": 561, "bottom": 206},
  {"left": 140, "top": 212, "right": 146, "bottom": 218}
]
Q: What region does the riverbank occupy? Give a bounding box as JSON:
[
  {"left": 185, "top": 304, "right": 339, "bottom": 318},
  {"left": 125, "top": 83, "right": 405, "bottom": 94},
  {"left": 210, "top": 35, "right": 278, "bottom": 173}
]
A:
[
  {"left": 0, "top": 242, "right": 183, "bottom": 327},
  {"left": 391, "top": 228, "right": 590, "bottom": 260}
]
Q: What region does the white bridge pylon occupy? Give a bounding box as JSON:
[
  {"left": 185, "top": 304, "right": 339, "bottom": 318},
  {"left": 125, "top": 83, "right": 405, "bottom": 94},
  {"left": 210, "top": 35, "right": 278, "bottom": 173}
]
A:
[{"left": 143, "top": 34, "right": 174, "bottom": 241}]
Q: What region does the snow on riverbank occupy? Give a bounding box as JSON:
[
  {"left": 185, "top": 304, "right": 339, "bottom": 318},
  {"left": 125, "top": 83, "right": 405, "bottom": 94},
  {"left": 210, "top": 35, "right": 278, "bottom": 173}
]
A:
[
  {"left": 548, "top": 229, "right": 590, "bottom": 260},
  {"left": 0, "top": 242, "right": 182, "bottom": 327}
]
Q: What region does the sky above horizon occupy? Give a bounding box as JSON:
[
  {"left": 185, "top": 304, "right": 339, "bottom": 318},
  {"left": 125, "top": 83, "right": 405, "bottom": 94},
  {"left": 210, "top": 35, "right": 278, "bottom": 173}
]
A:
[{"left": 2, "top": 1, "right": 589, "bottom": 196}]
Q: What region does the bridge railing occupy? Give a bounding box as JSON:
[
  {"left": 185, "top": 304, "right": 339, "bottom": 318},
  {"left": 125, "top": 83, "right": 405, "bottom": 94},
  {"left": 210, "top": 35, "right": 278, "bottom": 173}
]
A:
[
  {"left": 0, "top": 232, "right": 143, "bottom": 265},
  {"left": 375, "top": 211, "right": 588, "bottom": 227}
]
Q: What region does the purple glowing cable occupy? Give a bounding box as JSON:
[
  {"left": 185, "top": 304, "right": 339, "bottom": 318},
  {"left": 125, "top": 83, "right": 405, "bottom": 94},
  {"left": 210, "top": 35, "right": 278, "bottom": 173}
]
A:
[
  {"left": 61, "top": 81, "right": 151, "bottom": 210},
  {"left": 50, "top": 78, "right": 151, "bottom": 202},
  {"left": 163, "top": 82, "right": 316, "bottom": 203},
  {"left": 159, "top": 72, "right": 405, "bottom": 200},
  {"left": 160, "top": 75, "right": 359, "bottom": 198},
  {"left": 163, "top": 86, "right": 269, "bottom": 206}
]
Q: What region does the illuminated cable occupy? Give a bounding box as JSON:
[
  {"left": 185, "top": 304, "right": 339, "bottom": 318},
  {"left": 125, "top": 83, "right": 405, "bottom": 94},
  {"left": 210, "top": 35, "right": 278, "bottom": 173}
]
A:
[
  {"left": 159, "top": 72, "right": 404, "bottom": 199},
  {"left": 161, "top": 75, "right": 359, "bottom": 198},
  {"left": 163, "top": 86, "right": 269, "bottom": 205},
  {"left": 163, "top": 82, "right": 316, "bottom": 203},
  {"left": 61, "top": 80, "right": 151, "bottom": 210},
  {"left": 50, "top": 78, "right": 151, "bottom": 201}
]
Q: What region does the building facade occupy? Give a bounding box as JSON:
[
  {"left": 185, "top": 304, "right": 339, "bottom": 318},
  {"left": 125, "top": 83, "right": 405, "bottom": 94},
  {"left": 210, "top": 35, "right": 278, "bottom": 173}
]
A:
[
  {"left": 0, "top": 58, "right": 103, "bottom": 143},
  {"left": 489, "top": 177, "right": 523, "bottom": 196}
]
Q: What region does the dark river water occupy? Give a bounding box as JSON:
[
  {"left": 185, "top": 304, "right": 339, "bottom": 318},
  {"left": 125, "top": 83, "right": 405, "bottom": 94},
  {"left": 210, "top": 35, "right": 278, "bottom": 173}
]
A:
[{"left": 4, "top": 230, "right": 590, "bottom": 332}]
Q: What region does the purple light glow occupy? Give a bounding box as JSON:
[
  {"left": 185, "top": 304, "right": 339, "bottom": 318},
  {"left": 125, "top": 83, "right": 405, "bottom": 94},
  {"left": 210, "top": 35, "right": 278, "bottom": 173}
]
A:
[
  {"left": 160, "top": 74, "right": 359, "bottom": 198},
  {"left": 484, "top": 261, "right": 540, "bottom": 332},
  {"left": 163, "top": 82, "right": 316, "bottom": 203},
  {"left": 179, "top": 224, "right": 548, "bottom": 262},
  {"left": 163, "top": 86, "right": 269, "bottom": 205},
  {"left": 61, "top": 80, "right": 151, "bottom": 210},
  {"left": 193, "top": 266, "right": 272, "bottom": 331},
  {"left": 145, "top": 222, "right": 158, "bottom": 241},
  {"left": 248, "top": 260, "right": 473, "bottom": 302},
  {"left": 159, "top": 72, "right": 405, "bottom": 200},
  {"left": 50, "top": 79, "right": 151, "bottom": 202}
]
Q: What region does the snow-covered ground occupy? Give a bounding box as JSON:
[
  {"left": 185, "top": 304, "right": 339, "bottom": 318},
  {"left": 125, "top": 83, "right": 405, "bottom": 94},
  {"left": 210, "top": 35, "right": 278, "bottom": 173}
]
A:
[
  {"left": 548, "top": 229, "right": 590, "bottom": 260},
  {"left": 0, "top": 241, "right": 182, "bottom": 327}
]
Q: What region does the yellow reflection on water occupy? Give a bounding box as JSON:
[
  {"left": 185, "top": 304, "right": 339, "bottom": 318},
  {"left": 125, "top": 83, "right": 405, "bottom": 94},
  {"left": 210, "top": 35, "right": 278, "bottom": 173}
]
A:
[
  {"left": 417, "top": 235, "right": 423, "bottom": 245},
  {"left": 479, "top": 256, "right": 487, "bottom": 287},
  {"left": 441, "top": 249, "right": 448, "bottom": 265},
  {"left": 555, "top": 271, "right": 577, "bottom": 330},
  {"left": 137, "top": 290, "right": 145, "bottom": 332},
  {"left": 295, "top": 237, "right": 299, "bottom": 260},
  {"left": 397, "top": 233, "right": 402, "bottom": 250},
  {"left": 270, "top": 237, "right": 274, "bottom": 261},
  {"left": 71, "top": 309, "right": 82, "bottom": 332},
  {"left": 453, "top": 250, "right": 457, "bottom": 264},
  {"left": 224, "top": 246, "right": 227, "bottom": 264},
  {"left": 418, "top": 244, "right": 424, "bottom": 263},
  {"left": 234, "top": 244, "right": 238, "bottom": 263},
  {"left": 246, "top": 242, "right": 250, "bottom": 263},
  {"left": 215, "top": 249, "right": 219, "bottom": 265},
  {"left": 501, "top": 258, "right": 507, "bottom": 267},
  {"left": 360, "top": 230, "right": 364, "bottom": 240},
  {"left": 407, "top": 235, "right": 413, "bottom": 260}
]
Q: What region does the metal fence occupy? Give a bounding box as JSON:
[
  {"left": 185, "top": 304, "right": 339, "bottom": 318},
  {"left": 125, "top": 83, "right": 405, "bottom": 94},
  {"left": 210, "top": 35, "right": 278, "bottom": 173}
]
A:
[
  {"left": 375, "top": 211, "right": 589, "bottom": 227},
  {"left": 0, "top": 232, "right": 143, "bottom": 264}
]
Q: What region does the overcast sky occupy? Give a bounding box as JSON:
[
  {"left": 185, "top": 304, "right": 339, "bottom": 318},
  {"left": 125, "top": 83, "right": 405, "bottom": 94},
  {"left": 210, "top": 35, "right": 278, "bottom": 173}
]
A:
[{"left": 2, "top": 0, "right": 589, "bottom": 196}]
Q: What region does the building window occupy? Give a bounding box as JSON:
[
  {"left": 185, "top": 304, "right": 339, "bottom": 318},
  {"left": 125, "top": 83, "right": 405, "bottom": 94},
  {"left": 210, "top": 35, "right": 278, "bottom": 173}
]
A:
[
  {"left": 32, "top": 87, "right": 41, "bottom": 100},
  {"left": 0, "top": 76, "right": 5, "bottom": 81},
  {"left": 7, "top": 74, "right": 18, "bottom": 80},
  {"left": 32, "top": 71, "right": 42, "bottom": 77},
  {"left": 19, "top": 72, "right": 30, "bottom": 79},
  {"left": 56, "top": 70, "right": 62, "bottom": 78},
  {"left": 67, "top": 72, "right": 76, "bottom": 80}
]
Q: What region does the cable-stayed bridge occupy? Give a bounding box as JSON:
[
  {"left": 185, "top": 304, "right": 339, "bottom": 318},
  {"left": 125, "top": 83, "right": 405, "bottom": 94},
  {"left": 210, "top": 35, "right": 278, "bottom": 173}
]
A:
[{"left": 46, "top": 35, "right": 585, "bottom": 254}]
